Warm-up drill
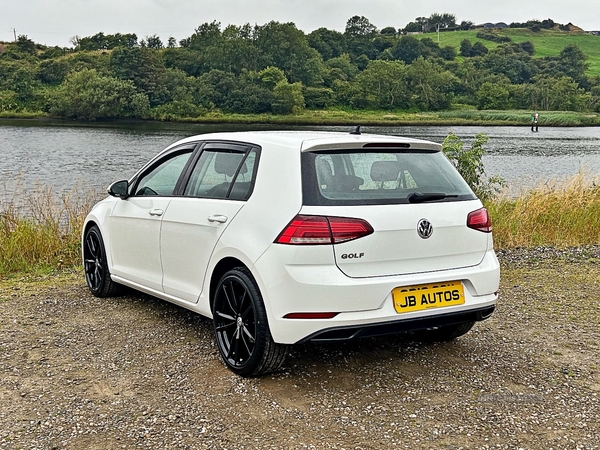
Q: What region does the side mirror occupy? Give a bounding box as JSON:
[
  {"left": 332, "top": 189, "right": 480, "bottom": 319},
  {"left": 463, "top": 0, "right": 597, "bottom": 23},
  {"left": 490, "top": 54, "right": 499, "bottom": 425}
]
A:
[{"left": 107, "top": 180, "right": 130, "bottom": 199}]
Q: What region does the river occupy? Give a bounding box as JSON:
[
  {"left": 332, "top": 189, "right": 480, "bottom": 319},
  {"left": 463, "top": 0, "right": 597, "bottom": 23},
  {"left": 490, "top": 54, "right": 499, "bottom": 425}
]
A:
[{"left": 1, "top": 120, "right": 599, "bottom": 197}]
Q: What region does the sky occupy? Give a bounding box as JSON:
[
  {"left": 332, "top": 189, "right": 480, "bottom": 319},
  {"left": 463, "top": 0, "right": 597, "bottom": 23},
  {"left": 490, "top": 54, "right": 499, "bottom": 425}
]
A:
[{"left": 2, "top": 0, "right": 599, "bottom": 47}]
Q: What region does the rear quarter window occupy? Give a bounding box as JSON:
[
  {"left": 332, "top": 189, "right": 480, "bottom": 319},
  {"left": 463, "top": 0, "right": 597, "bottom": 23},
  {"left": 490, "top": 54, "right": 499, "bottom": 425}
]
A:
[{"left": 302, "top": 149, "right": 476, "bottom": 206}]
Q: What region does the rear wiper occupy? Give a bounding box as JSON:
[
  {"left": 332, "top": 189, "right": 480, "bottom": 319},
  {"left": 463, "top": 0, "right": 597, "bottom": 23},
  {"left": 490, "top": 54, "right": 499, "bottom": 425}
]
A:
[{"left": 407, "top": 192, "right": 458, "bottom": 203}]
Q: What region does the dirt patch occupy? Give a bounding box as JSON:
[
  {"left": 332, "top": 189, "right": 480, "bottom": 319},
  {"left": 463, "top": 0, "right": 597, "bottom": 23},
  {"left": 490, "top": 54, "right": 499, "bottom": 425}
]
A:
[{"left": 1, "top": 251, "right": 599, "bottom": 449}]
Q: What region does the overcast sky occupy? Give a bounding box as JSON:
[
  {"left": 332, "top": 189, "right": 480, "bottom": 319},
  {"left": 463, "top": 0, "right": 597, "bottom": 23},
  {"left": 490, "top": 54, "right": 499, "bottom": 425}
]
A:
[{"left": 2, "top": 0, "right": 599, "bottom": 47}]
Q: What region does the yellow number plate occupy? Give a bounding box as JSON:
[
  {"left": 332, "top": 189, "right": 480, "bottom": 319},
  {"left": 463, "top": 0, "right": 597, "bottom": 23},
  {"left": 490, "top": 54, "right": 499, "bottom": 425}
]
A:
[{"left": 392, "top": 281, "right": 465, "bottom": 314}]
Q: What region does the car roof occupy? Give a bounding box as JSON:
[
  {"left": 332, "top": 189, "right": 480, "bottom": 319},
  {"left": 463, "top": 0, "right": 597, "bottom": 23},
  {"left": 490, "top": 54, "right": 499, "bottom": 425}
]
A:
[{"left": 167, "top": 131, "right": 442, "bottom": 153}]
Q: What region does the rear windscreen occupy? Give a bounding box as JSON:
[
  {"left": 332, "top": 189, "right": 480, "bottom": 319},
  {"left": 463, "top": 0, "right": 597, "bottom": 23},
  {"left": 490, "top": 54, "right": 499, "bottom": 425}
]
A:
[{"left": 302, "top": 149, "right": 476, "bottom": 206}]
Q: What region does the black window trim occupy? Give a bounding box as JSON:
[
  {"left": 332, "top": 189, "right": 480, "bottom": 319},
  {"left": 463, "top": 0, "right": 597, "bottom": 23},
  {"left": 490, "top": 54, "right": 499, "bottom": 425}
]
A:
[
  {"left": 177, "top": 140, "right": 262, "bottom": 201},
  {"left": 129, "top": 142, "right": 201, "bottom": 198}
]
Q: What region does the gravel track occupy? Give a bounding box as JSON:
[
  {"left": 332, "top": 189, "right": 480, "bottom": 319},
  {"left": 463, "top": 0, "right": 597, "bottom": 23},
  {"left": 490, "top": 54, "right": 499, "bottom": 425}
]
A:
[{"left": 1, "top": 248, "right": 599, "bottom": 449}]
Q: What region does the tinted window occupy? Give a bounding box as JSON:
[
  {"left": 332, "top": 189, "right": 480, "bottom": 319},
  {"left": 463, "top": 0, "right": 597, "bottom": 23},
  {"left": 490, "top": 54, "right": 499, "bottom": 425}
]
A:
[
  {"left": 134, "top": 151, "right": 192, "bottom": 196},
  {"left": 184, "top": 149, "right": 258, "bottom": 200},
  {"left": 304, "top": 150, "right": 476, "bottom": 205}
]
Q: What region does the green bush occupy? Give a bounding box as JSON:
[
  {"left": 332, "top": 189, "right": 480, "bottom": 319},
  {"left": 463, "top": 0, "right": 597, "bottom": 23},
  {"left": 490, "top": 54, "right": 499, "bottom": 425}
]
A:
[{"left": 442, "top": 133, "right": 505, "bottom": 202}]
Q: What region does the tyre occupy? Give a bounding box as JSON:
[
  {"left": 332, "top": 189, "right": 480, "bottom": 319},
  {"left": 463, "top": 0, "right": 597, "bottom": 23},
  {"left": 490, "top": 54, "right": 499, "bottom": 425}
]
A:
[
  {"left": 83, "top": 225, "right": 122, "bottom": 297},
  {"left": 213, "top": 267, "right": 289, "bottom": 377},
  {"left": 415, "top": 321, "right": 475, "bottom": 342}
]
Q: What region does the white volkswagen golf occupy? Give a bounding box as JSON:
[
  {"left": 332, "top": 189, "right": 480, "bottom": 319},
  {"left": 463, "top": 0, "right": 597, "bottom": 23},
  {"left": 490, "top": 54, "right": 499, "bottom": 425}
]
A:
[{"left": 83, "top": 130, "right": 500, "bottom": 376}]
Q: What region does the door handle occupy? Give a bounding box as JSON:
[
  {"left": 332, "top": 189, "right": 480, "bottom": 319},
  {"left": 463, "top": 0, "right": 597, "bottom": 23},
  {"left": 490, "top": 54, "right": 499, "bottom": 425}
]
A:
[
  {"left": 208, "top": 214, "right": 228, "bottom": 224},
  {"left": 149, "top": 209, "right": 164, "bottom": 217}
]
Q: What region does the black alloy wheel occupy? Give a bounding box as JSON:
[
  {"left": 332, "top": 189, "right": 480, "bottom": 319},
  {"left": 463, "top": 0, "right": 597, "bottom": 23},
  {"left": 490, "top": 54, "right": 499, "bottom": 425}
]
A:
[
  {"left": 83, "top": 225, "right": 121, "bottom": 297},
  {"left": 213, "top": 267, "right": 288, "bottom": 377}
]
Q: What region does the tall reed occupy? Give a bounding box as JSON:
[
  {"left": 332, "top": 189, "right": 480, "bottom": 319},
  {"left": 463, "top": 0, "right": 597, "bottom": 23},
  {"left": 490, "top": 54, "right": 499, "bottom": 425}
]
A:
[
  {"left": 1, "top": 174, "right": 599, "bottom": 277},
  {"left": 488, "top": 173, "right": 600, "bottom": 248},
  {"left": 0, "top": 184, "right": 101, "bottom": 276}
]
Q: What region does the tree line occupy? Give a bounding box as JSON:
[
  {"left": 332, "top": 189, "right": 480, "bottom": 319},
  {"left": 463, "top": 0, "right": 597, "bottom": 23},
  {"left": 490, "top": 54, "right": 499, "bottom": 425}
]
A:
[{"left": 1, "top": 14, "right": 599, "bottom": 120}]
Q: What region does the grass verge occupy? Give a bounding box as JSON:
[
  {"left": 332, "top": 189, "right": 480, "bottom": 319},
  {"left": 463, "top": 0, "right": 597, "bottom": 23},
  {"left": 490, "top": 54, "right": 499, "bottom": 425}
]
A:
[
  {"left": 0, "top": 184, "right": 101, "bottom": 277},
  {"left": 488, "top": 173, "right": 600, "bottom": 248},
  {"left": 1, "top": 174, "right": 599, "bottom": 277},
  {"left": 4, "top": 109, "right": 600, "bottom": 127},
  {"left": 150, "top": 109, "right": 600, "bottom": 127}
]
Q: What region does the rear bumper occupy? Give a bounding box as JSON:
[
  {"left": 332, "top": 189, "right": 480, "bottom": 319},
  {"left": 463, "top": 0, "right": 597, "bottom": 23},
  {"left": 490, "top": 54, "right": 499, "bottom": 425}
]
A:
[
  {"left": 298, "top": 305, "right": 495, "bottom": 343},
  {"left": 253, "top": 246, "right": 500, "bottom": 344}
]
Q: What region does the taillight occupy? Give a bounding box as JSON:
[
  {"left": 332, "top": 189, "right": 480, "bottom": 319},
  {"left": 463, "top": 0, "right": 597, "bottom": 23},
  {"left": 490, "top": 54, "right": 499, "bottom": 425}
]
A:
[
  {"left": 275, "top": 215, "right": 373, "bottom": 245},
  {"left": 467, "top": 207, "right": 492, "bottom": 233}
]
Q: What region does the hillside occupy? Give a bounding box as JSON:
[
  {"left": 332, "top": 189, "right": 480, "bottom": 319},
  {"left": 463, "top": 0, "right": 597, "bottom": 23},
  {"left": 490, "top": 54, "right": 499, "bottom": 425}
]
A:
[{"left": 419, "top": 28, "right": 600, "bottom": 77}]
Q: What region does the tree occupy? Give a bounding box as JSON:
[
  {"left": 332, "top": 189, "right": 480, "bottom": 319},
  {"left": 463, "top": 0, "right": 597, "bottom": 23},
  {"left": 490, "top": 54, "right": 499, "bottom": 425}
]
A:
[
  {"left": 205, "top": 24, "right": 262, "bottom": 74},
  {"left": 109, "top": 47, "right": 169, "bottom": 106},
  {"left": 144, "top": 35, "right": 163, "bottom": 50},
  {"left": 0, "top": 90, "right": 18, "bottom": 111},
  {"left": 471, "top": 41, "right": 489, "bottom": 57},
  {"left": 406, "top": 57, "right": 458, "bottom": 110},
  {"left": 307, "top": 28, "right": 346, "bottom": 60},
  {"left": 39, "top": 58, "right": 71, "bottom": 84},
  {"left": 225, "top": 80, "right": 274, "bottom": 113},
  {"left": 162, "top": 48, "right": 204, "bottom": 77},
  {"left": 460, "top": 21, "right": 474, "bottom": 30},
  {"left": 194, "top": 69, "right": 238, "bottom": 109},
  {"left": 415, "top": 17, "right": 428, "bottom": 32},
  {"left": 402, "top": 21, "right": 422, "bottom": 33},
  {"left": 0, "top": 59, "right": 41, "bottom": 103},
  {"left": 354, "top": 60, "right": 409, "bottom": 109},
  {"left": 477, "top": 82, "right": 510, "bottom": 109},
  {"left": 460, "top": 39, "right": 473, "bottom": 57},
  {"left": 528, "top": 74, "right": 587, "bottom": 111},
  {"left": 556, "top": 44, "right": 589, "bottom": 87},
  {"left": 324, "top": 54, "right": 359, "bottom": 84},
  {"left": 549, "top": 76, "right": 587, "bottom": 110},
  {"left": 188, "top": 21, "right": 223, "bottom": 50},
  {"left": 380, "top": 27, "right": 397, "bottom": 37},
  {"left": 481, "top": 44, "right": 535, "bottom": 84},
  {"left": 440, "top": 45, "right": 457, "bottom": 61},
  {"left": 519, "top": 41, "right": 535, "bottom": 55},
  {"left": 541, "top": 18, "right": 555, "bottom": 29},
  {"left": 255, "top": 21, "right": 325, "bottom": 86},
  {"left": 257, "top": 66, "right": 286, "bottom": 90},
  {"left": 390, "top": 35, "right": 426, "bottom": 64},
  {"left": 272, "top": 81, "right": 304, "bottom": 114},
  {"left": 344, "top": 16, "right": 379, "bottom": 59},
  {"left": 77, "top": 32, "right": 138, "bottom": 50},
  {"left": 49, "top": 68, "right": 149, "bottom": 120},
  {"left": 426, "top": 13, "right": 456, "bottom": 32},
  {"left": 344, "top": 15, "right": 378, "bottom": 37},
  {"left": 16, "top": 35, "right": 37, "bottom": 54},
  {"left": 303, "top": 86, "right": 334, "bottom": 109}
]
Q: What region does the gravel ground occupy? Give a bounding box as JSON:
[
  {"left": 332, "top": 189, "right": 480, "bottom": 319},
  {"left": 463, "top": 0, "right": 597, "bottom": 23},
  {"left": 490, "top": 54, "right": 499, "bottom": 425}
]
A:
[{"left": 1, "top": 247, "right": 599, "bottom": 449}]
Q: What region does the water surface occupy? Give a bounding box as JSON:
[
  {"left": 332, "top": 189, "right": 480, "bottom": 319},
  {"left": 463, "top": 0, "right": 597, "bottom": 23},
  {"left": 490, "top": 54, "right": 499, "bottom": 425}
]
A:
[{"left": 1, "top": 120, "right": 599, "bottom": 196}]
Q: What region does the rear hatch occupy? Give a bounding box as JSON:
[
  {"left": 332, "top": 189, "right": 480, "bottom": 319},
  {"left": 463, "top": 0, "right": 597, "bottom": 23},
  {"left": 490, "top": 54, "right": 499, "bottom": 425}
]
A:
[
  {"left": 300, "top": 137, "right": 491, "bottom": 278},
  {"left": 300, "top": 202, "right": 489, "bottom": 278}
]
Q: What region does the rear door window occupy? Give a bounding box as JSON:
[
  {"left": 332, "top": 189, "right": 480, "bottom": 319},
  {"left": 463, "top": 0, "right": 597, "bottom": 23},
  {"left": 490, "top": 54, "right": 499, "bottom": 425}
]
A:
[
  {"left": 183, "top": 146, "right": 258, "bottom": 200},
  {"left": 304, "top": 150, "right": 476, "bottom": 205}
]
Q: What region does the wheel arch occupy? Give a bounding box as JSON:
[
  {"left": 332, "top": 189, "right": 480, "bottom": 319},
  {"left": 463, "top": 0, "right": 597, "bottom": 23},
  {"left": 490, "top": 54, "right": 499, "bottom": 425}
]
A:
[
  {"left": 209, "top": 257, "right": 250, "bottom": 313},
  {"left": 81, "top": 219, "right": 99, "bottom": 259},
  {"left": 82, "top": 219, "right": 98, "bottom": 235},
  {"left": 82, "top": 215, "right": 115, "bottom": 272}
]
